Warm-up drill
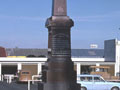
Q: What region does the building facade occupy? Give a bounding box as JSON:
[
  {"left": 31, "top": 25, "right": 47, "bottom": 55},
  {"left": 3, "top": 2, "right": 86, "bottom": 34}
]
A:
[{"left": 0, "top": 39, "right": 119, "bottom": 81}]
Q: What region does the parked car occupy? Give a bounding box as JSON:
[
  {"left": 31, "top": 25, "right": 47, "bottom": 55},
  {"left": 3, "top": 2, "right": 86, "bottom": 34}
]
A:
[
  {"left": 77, "top": 75, "right": 120, "bottom": 90},
  {"left": 17, "top": 70, "right": 32, "bottom": 83}
]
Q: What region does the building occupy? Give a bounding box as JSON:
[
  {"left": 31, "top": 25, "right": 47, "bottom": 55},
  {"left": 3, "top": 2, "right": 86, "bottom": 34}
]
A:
[{"left": 0, "top": 39, "right": 119, "bottom": 81}]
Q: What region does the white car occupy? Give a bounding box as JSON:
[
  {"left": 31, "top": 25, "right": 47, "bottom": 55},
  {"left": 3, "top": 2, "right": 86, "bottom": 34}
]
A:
[{"left": 77, "top": 75, "right": 120, "bottom": 90}]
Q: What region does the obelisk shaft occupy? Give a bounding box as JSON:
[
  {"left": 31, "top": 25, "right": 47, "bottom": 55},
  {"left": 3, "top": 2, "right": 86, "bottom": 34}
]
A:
[{"left": 52, "top": 0, "right": 67, "bottom": 16}]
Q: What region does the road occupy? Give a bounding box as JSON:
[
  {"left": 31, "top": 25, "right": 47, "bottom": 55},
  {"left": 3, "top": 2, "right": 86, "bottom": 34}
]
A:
[{"left": 0, "top": 81, "right": 38, "bottom": 90}]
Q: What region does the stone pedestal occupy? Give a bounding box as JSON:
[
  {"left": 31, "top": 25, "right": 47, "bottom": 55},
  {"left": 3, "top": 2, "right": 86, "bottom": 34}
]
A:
[{"left": 40, "top": 16, "right": 80, "bottom": 90}]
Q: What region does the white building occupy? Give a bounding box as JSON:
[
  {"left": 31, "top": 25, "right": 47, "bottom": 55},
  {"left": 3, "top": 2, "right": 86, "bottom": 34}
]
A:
[{"left": 0, "top": 39, "right": 119, "bottom": 81}]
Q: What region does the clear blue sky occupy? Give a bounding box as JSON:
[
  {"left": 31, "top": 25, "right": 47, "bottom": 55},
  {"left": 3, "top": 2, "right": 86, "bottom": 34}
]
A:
[{"left": 0, "top": 0, "right": 120, "bottom": 49}]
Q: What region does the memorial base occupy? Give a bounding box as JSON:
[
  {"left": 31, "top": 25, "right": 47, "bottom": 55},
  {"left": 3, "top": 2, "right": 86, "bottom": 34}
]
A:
[
  {"left": 43, "top": 82, "right": 80, "bottom": 90},
  {"left": 38, "top": 58, "right": 81, "bottom": 90}
]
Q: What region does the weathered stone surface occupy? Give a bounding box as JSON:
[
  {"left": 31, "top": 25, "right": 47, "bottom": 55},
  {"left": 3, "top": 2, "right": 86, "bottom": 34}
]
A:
[
  {"left": 52, "top": 0, "right": 67, "bottom": 16},
  {"left": 39, "top": 0, "right": 81, "bottom": 90}
]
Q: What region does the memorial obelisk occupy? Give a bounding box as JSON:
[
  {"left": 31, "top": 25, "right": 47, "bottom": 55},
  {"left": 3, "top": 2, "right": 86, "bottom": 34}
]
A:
[{"left": 40, "top": 0, "right": 81, "bottom": 90}]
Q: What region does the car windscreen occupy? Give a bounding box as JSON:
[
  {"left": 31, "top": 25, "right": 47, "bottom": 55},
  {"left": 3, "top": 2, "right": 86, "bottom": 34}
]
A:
[
  {"left": 79, "top": 77, "right": 92, "bottom": 82},
  {"left": 94, "top": 77, "right": 105, "bottom": 82},
  {"left": 22, "top": 72, "right": 30, "bottom": 75}
]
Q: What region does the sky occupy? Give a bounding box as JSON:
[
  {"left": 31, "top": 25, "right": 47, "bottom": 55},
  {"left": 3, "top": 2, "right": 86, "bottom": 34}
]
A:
[{"left": 0, "top": 0, "right": 120, "bottom": 49}]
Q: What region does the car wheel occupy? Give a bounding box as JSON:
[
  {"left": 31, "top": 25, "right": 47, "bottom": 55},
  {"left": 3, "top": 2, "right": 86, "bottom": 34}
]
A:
[
  {"left": 111, "top": 87, "right": 119, "bottom": 90},
  {"left": 81, "top": 87, "right": 87, "bottom": 90}
]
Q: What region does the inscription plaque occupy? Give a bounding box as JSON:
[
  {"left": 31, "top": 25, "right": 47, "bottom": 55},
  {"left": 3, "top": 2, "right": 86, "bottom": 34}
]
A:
[{"left": 52, "top": 33, "right": 71, "bottom": 56}]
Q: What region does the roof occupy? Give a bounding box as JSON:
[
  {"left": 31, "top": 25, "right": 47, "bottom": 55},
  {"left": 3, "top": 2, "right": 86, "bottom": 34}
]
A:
[
  {"left": 6, "top": 48, "right": 104, "bottom": 58},
  {"left": 72, "top": 49, "right": 104, "bottom": 58},
  {"left": 77, "top": 74, "right": 101, "bottom": 77},
  {"left": 6, "top": 48, "right": 47, "bottom": 57}
]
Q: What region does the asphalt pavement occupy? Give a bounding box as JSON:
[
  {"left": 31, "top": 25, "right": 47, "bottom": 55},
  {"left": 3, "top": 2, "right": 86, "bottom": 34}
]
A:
[{"left": 0, "top": 81, "right": 38, "bottom": 90}]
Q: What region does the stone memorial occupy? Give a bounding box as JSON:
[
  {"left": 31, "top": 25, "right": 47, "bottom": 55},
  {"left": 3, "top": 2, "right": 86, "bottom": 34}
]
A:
[{"left": 38, "top": 0, "right": 81, "bottom": 90}]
